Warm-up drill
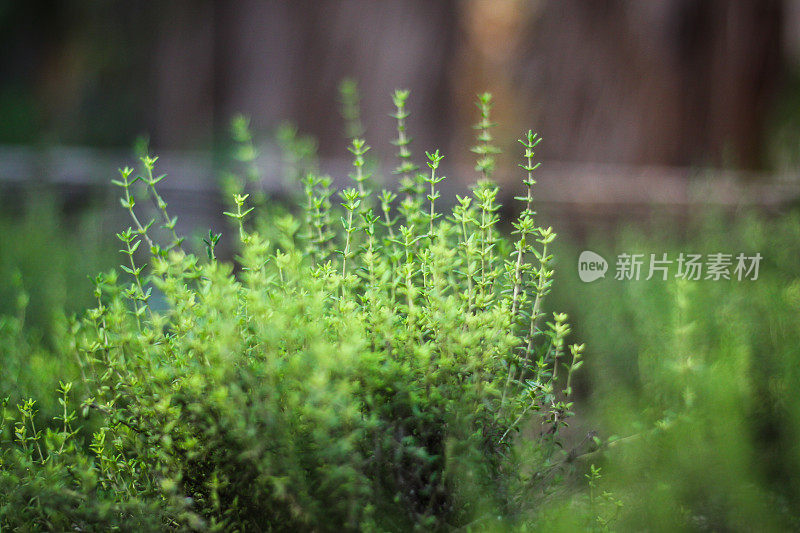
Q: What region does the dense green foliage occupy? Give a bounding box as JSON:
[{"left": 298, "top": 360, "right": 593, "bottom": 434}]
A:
[
  {"left": 1, "top": 93, "right": 589, "bottom": 531},
  {"left": 6, "top": 86, "right": 800, "bottom": 531},
  {"left": 547, "top": 213, "right": 800, "bottom": 530},
  {"left": 0, "top": 194, "right": 114, "bottom": 422}
]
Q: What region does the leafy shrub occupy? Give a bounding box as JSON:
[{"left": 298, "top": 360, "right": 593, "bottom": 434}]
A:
[
  {"left": 0, "top": 193, "right": 114, "bottom": 420},
  {"left": 548, "top": 212, "right": 800, "bottom": 530},
  {"left": 1, "top": 92, "right": 585, "bottom": 530}
]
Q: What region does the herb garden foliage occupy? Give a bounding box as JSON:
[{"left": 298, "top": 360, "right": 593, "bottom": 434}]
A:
[{"left": 0, "top": 92, "right": 583, "bottom": 531}]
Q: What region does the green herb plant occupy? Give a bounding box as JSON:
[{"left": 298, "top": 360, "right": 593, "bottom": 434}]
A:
[{"left": 1, "top": 91, "right": 584, "bottom": 531}]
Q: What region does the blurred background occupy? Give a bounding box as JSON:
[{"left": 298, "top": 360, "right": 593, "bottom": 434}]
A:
[
  {"left": 0, "top": 0, "right": 793, "bottom": 161},
  {"left": 3, "top": 2, "right": 800, "bottom": 528},
  {"left": 1, "top": 1, "right": 799, "bottom": 191}
]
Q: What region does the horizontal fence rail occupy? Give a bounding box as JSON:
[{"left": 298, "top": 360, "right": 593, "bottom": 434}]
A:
[{"left": 2, "top": 145, "right": 799, "bottom": 231}]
